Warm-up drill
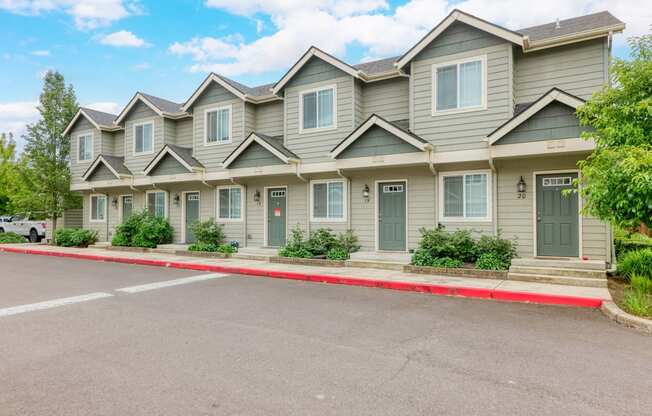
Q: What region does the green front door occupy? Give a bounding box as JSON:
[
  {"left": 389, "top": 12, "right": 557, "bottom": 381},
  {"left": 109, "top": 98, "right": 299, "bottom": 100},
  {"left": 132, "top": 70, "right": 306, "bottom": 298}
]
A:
[
  {"left": 185, "top": 192, "right": 200, "bottom": 244},
  {"left": 267, "top": 188, "right": 286, "bottom": 247},
  {"left": 121, "top": 195, "right": 133, "bottom": 223},
  {"left": 536, "top": 173, "right": 579, "bottom": 257},
  {"left": 378, "top": 181, "right": 406, "bottom": 251}
]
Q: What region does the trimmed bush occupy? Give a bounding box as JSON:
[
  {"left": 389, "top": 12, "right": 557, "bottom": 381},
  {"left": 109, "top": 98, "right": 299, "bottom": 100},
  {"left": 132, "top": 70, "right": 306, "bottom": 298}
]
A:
[
  {"left": 55, "top": 228, "right": 97, "bottom": 247},
  {"left": 411, "top": 248, "right": 436, "bottom": 267},
  {"left": 306, "top": 228, "right": 339, "bottom": 256},
  {"left": 278, "top": 225, "right": 313, "bottom": 258},
  {"left": 0, "top": 232, "right": 27, "bottom": 244},
  {"left": 430, "top": 257, "right": 463, "bottom": 268},
  {"left": 416, "top": 227, "right": 478, "bottom": 262},
  {"left": 476, "top": 232, "right": 517, "bottom": 269},
  {"left": 189, "top": 219, "right": 225, "bottom": 246},
  {"left": 617, "top": 249, "right": 652, "bottom": 281},
  {"left": 188, "top": 242, "right": 236, "bottom": 253},
  {"left": 112, "top": 211, "right": 173, "bottom": 248},
  {"left": 326, "top": 246, "right": 349, "bottom": 261},
  {"left": 475, "top": 252, "right": 507, "bottom": 270},
  {"left": 337, "top": 229, "right": 361, "bottom": 255}
]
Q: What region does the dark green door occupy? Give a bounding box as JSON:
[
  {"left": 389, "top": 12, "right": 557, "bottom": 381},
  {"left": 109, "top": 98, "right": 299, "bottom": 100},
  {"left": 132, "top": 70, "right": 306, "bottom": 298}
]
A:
[
  {"left": 185, "top": 192, "right": 200, "bottom": 243},
  {"left": 378, "top": 181, "right": 406, "bottom": 251},
  {"left": 267, "top": 188, "right": 286, "bottom": 247},
  {"left": 121, "top": 195, "right": 133, "bottom": 223},
  {"left": 536, "top": 173, "right": 579, "bottom": 257}
]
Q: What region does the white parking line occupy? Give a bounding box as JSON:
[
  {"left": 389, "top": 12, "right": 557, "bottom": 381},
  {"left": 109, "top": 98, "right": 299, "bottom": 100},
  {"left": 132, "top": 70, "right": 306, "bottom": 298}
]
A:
[
  {"left": 0, "top": 292, "right": 114, "bottom": 317},
  {"left": 115, "top": 273, "right": 228, "bottom": 294}
]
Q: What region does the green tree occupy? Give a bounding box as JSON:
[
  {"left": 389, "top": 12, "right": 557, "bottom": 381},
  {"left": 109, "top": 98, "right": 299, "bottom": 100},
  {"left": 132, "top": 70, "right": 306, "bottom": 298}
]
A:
[
  {"left": 21, "top": 71, "right": 80, "bottom": 235},
  {"left": 0, "top": 133, "right": 17, "bottom": 214},
  {"left": 576, "top": 30, "right": 652, "bottom": 229}
]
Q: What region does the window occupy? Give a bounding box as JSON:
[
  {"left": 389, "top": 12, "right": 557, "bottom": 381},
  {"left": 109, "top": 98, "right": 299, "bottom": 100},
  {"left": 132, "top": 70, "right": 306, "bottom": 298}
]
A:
[
  {"left": 217, "top": 186, "right": 242, "bottom": 221},
  {"left": 433, "top": 56, "right": 485, "bottom": 114},
  {"left": 90, "top": 194, "right": 107, "bottom": 222},
  {"left": 78, "top": 134, "right": 93, "bottom": 162},
  {"left": 301, "top": 86, "right": 335, "bottom": 132},
  {"left": 205, "top": 106, "right": 231, "bottom": 144},
  {"left": 543, "top": 177, "right": 573, "bottom": 187},
  {"left": 134, "top": 122, "right": 153, "bottom": 154},
  {"left": 146, "top": 191, "right": 167, "bottom": 218},
  {"left": 311, "top": 180, "right": 346, "bottom": 221},
  {"left": 440, "top": 171, "right": 491, "bottom": 221}
]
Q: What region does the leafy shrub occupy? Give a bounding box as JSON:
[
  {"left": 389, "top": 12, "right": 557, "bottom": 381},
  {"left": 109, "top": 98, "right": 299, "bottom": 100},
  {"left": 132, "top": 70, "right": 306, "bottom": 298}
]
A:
[
  {"left": 630, "top": 274, "right": 652, "bottom": 294},
  {"left": 188, "top": 242, "right": 236, "bottom": 254},
  {"left": 476, "top": 232, "right": 517, "bottom": 269},
  {"left": 623, "top": 288, "right": 652, "bottom": 316},
  {"left": 112, "top": 211, "right": 145, "bottom": 247},
  {"left": 217, "top": 243, "right": 236, "bottom": 254},
  {"left": 190, "top": 219, "right": 225, "bottom": 246},
  {"left": 278, "top": 225, "right": 313, "bottom": 258},
  {"left": 416, "top": 227, "right": 478, "bottom": 261},
  {"left": 337, "top": 229, "right": 361, "bottom": 254},
  {"left": 449, "top": 230, "right": 478, "bottom": 262},
  {"left": 307, "top": 228, "right": 339, "bottom": 256},
  {"left": 112, "top": 211, "right": 172, "bottom": 248},
  {"left": 411, "top": 248, "right": 436, "bottom": 267},
  {"left": 0, "top": 232, "right": 27, "bottom": 244},
  {"left": 617, "top": 249, "right": 652, "bottom": 281},
  {"left": 430, "top": 257, "right": 463, "bottom": 268},
  {"left": 326, "top": 246, "right": 349, "bottom": 260},
  {"left": 55, "top": 228, "right": 97, "bottom": 247},
  {"left": 475, "top": 252, "right": 508, "bottom": 270}
]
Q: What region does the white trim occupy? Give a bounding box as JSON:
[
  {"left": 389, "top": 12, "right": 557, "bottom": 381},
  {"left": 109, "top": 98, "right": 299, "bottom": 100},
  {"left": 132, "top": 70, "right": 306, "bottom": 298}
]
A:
[
  {"left": 488, "top": 89, "right": 585, "bottom": 144},
  {"left": 273, "top": 47, "right": 362, "bottom": 95},
  {"left": 81, "top": 155, "right": 124, "bottom": 181},
  {"left": 431, "top": 55, "right": 487, "bottom": 116},
  {"left": 491, "top": 137, "right": 595, "bottom": 159},
  {"left": 143, "top": 145, "right": 196, "bottom": 175},
  {"left": 115, "top": 93, "right": 165, "bottom": 124},
  {"left": 89, "top": 193, "right": 108, "bottom": 223},
  {"left": 181, "top": 190, "right": 201, "bottom": 243},
  {"left": 532, "top": 169, "right": 582, "bottom": 258},
  {"left": 132, "top": 121, "right": 155, "bottom": 156},
  {"left": 215, "top": 185, "right": 244, "bottom": 223},
  {"left": 182, "top": 74, "right": 279, "bottom": 111},
  {"left": 329, "top": 114, "right": 431, "bottom": 158},
  {"left": 76, "top": 132, "right": 94, "bottom": 163},
  {"left": 309, "top": 179, "right": 347, "bottom": 223},
  {"left": 222, "top": 133, "right": 297, "bottom": 168},
  {"left": 145, "top": 189, "right": 169, "bottom": 219},
  {"left": 203, "top": 104, "right": 233, "bottom": 145},
  {"left": 374, "top": 179, "right": 408, "bottom": 252},
  {"left": 118, "top": 194, "right": 133, "bottom": 224},
  {"left": 396, "top": 10, "right": 524, "bottom": 69},
  {"left": 298, "top": 84, "right": 338, "bottom": 134},
  {"left": 438, "top": 170, "right": 493, "bottom": 223},
  {"left": 263, "top": 186, "right": 288, "bottom": 247}
]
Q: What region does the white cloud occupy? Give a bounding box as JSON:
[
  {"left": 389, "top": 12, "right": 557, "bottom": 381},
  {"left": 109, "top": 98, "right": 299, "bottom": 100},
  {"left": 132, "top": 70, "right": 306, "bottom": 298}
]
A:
[
  {"left": 85, "top": 101, "right": 121, "bottom": 114},
  {"left": 99, "top": 30, "right": 150, "bottom": 48},
  {"left": 171, "top": 0, "right": 644, "bottom": 78},
  {"left": 0, "top": 100, "right": 40, "bottom": 148},
  {"left": 31, "top": 50, "right": 50, "bottom": 56},
  {"left": 0, "top": 0, "right": 139, "bottom": 30}
]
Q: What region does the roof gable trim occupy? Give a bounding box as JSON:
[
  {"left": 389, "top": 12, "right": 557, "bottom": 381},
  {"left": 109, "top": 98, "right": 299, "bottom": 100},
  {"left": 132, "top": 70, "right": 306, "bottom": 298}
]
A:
[
  {"left": 81, "top": 155, "right": 128, "bottom": 181},
  {"left": 142, "top": 145, "right": 202, "bottom": 175},
  {"left": 223, "top": 133, "right": 298, "bottom": 168},
  {"left": 115, "top": 93, "right": 165, "bottom": 124}
]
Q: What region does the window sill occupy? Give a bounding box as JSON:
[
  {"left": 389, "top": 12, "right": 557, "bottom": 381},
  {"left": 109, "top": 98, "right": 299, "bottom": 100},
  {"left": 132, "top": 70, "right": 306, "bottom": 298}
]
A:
[
  {"left": 310, "top": 217, "right": 347, "bottom": 223},
  {"left": 431, "top": 105, "right": 487, "bottom": 117},
  {"left": 216, "top": 218, "right": 243, "bottom": 223},
  {"left": 133, "top": 150, "right": 155, "bottom": 157},
  {"left": 89, "top": 219, "right": 106, "bottom": 223},
  {"left": 439, "top": 217, "right": 492, "bottom": 223},
  {"left": 204, "top": 140, "right": 232, "bottom": 146},
  {"left": 299, "top": 125, "right": 337, "bottom": 135}
]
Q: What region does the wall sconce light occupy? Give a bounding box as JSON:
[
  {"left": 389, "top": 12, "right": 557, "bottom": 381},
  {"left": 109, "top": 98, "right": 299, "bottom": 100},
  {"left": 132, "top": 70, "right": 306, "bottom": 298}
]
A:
[
  {"left": 362, "top": 184, "right": 370, "bottom": 201},
  {"left": 517, "top": 176, "right": 527, "bottom": 199},
  {"left": 253, "top": 189, "right": 261, "bottom": 204},
  {"left": 111, "top": 196, "right": 118, "bottom": 208},
  {"left": 173, "top": 193, "right": 181, "bottom": 206}
]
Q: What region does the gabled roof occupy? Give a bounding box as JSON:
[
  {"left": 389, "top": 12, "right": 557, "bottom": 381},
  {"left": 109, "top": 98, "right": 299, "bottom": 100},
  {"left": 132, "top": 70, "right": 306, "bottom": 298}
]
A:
[
  {"left": 223, "top": 133, "right": 299, "bottom": 168},
  {"left": 396, "top": 9, "right": 524, "bottom": 69},
  {"left": 519, "top": 11, "right": 624, "bottom": 48},
  {"left": 330, "top": 114, "right": 432, "bottom": 158},
  {"left": 487, "top": 88, "right": 586, "bottom": 145},
  {"left": 272, "top": 46, "right": 363, "bottom": 94},
  {"left": 142, "top": 144, "right": 204, "bottom": 175},
  {"left": 182, "top": 73, "right": 278, "bottom": 110},
  {"left": 63, "top": 107, "right": 120, "bottom": 136},
  {"left": 81, "top": 155, "right": 132, "bottom": 181},
  {"left": 115, "top": 92, "right": 187, "bottom": 124}
]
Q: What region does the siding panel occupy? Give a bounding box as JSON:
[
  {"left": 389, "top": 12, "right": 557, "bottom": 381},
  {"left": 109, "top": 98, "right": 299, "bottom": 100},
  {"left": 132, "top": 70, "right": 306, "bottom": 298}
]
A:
[{"left": 361, "top": 78, "right": 409, "bottom": 122}]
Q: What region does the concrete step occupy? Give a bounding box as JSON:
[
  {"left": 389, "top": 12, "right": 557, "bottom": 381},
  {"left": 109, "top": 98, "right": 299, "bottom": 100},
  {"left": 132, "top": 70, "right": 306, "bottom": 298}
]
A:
[
  {"left": 507, "top": 272, "right": 607, "bottom": 288},
  {"left": 344, "top": 259, "right": 405, "bottom": 271},
  {"left": 511, "top": 258, "right": 606, "bottom": 271},
  {"left": 233, "top": 253, "right": 273, "bottom": 261},
  {"left": 509, "top": 266, "right": 606, "bottom": 279}
]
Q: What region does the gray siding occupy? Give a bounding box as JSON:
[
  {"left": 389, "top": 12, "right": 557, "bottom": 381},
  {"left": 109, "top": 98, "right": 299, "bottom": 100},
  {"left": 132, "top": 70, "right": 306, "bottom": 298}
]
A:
[
  {"left": 148, "top": 154, "right": 190, "bottom": 176},
  {"left": 175, "top": 118, "right": 194, "bottom": 148},
  {"left": 63, "top": 208, "right": 83, "bottom": 229},
  {"left": 496, "top": 102, "right": 590, "bottom": 144},
  {"left": 110, "top": 130, "right": 125, "bottom": 157},
  {"left": 69, "top": 117, "right": 101, "bottom": 184},
  {"left": 514, "top": 38, "right": 608, "bottom": 103},
  {"left": 87, "top": 163, "right": 118, "bottom": 181},
  {"left": 164, "top": 118, "right": 176, "bottom": 145},
  {"left": 361, "top": 78, "right": 409, "bottom": 122},
  {"left": 254, "top": 101, "right": 284, "bottom": 137},
  {"left": 229, "top": 142, "right": 284, "bottom": 169},
  {"left": 338, "top": 125, "right": 420, "bottom": 159},
  {"left": 412, "top": 22, "right": 512, "bottom": 151},
  {"left": 123, "top": 101, "right": 163, "bottom": 174},
  {"left": 353, "top": 79, "right": 363, "bottom": 127},
  {"left": 244, "top": 103, "right": 255, "bottom": 137},
  {"left": 284, "top": 56, "right": 348, "bottom": 89}
]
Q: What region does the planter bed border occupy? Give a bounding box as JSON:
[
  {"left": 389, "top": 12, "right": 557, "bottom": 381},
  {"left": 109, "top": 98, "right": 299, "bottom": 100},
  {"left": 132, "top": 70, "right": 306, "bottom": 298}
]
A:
[
  {"left": 271, "top": 256, "right": 345, "bottom": 267},
  {"left": 405, "top": 265, "right": 508, "bottom": 280}
]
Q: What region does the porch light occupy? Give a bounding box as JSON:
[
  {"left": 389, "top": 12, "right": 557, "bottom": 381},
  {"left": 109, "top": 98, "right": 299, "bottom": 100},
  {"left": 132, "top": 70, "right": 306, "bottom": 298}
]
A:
[
  {"left": 517, "top": 176, "right": 527, "bottom": 198},
  {"left": 111, "top": 196, "right": 118, "bottom": 208},
  {"left": 173, "top": 193, "right": 180, "bottom": 206},
  {"left": 362, "top": 184, "right": 370, "bottom": 201},
  {"left": 253, "top": 189, "right": 261, "bottom": 203}
]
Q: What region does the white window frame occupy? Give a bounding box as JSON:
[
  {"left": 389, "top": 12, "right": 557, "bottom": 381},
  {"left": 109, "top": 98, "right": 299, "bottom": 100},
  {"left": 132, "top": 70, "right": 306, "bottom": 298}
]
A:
[
  {"left": 145, "top": 190, "right": 168, "bottom": 218},
  {"left": 299, "top": 84, "right": 337, "bottom": 134},
  {"left": 432, "top": 55, "right": 487, "bottom": 116},
  {"left": 89, "top": 194, "right": 107, "bottom": 223},
  {"left": 216, "top": 185, "right": 244, "bottom": 222},
  {"left": 132, "top": 121, "right": 154, "bottom": 156},
  {"left": 77, "top": 133, "right": 94, "bottom": 162},
  {"left": 438, "top": 170, "right": 492, "bottom": 222},
  {"left": 310, "top": 179, "right": 347, "bottom": 222},
  {"left": 204, "top": 104, "right": 232, "bottom": 145}
]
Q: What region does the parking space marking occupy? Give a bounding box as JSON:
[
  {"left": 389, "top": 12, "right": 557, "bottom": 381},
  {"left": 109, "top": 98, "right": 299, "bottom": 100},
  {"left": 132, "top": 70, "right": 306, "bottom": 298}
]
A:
[
  {"left": 0, "top": 292, "right": 114, "bottom": 317},
  {"left": 114, "top": 273, "right": 228, "bottom": 294}
]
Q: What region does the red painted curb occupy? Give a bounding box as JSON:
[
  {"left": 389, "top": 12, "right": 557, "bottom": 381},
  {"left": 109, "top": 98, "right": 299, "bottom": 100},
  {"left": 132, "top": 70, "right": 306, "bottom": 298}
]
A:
[{"left": 0, "top": 246, "right": 604, "bottom": 308}]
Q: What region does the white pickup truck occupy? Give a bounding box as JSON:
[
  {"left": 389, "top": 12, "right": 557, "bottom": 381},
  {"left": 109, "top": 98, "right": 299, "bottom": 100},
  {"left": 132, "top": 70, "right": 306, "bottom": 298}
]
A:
[{"left": 0, "top": 214, "right": 47, "bottom": 242}]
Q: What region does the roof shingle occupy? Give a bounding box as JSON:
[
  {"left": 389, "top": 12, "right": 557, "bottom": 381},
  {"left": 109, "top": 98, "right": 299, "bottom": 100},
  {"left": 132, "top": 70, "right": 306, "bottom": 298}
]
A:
[{"left": 518, "top": 11, "right": 624, "bottom": 42}]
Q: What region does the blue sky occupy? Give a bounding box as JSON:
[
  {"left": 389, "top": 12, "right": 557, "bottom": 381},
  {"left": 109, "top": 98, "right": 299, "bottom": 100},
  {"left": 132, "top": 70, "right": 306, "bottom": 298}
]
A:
[{"left": 0, "top": 0, "right": 647, "bottom": 149}]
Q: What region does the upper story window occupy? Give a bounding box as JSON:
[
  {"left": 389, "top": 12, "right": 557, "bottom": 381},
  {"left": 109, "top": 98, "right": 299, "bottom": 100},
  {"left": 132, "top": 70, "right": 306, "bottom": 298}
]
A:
[
  {"left": 90, "top": 194, "right": 107, "bottom": 222},
  {"left": 205, "top": 105, "right": 231, "bottom": 144},
  {"left": 439, "top": 171, "right": 491, "bottom": 222},
  {"left": 300, "top": 85, "right": 336, "bottom": 133},
  {"left": 433, "top": 55, "right": 486, "bottom": 115},
  {"left": 134, "top": 121, "right": 154, "bottom": 155},
  {"left": 311, "top": 179, "right": 346, "bottom": 222},
  {"left": 146, "top": 190, "right": 167, "bottom": 218},
  {"left": 217, "top": 186, "right": 242, "bottom": 221},
  {"left": 77, "top": 133, "right": 93, "bottom": 162}
]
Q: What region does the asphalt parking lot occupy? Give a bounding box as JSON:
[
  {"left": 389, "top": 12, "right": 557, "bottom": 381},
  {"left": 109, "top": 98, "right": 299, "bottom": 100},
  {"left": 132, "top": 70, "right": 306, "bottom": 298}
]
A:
[{"left": 1, "top": 251, "right": 651, "bottom": 415}]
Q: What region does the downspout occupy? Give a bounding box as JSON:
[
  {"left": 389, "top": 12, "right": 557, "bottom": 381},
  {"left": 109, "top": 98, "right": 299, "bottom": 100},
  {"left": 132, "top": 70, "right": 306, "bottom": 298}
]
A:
[
  {"left": 294, "top": 161, "right": 307, "bottom": 182},
  {"left": 200, "top": 169, "right": 210, "bottom": 188},
  {"left": 337, "top": 169, "right": 352, "bottom": 230},
  {"left": 105, "top": 191, "right": 110, "bottom": 243},
  {"left": 427, "top": 148, "right": 437, "bottom": 228},
  {"left": 488, "top": 149, "right": 498, "bottom": 235}
]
